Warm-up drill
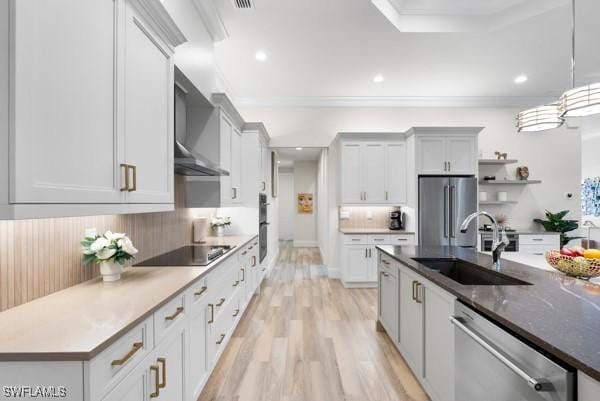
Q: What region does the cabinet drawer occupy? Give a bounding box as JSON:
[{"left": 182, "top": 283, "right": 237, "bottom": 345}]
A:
[
  {"left": 87, "top": 316, "right": 153, "bottom": 399},
  {"left": 379, "top": 253, "right": 396, "bottom": 272},
  {"left": 390, "top": 235, "right": 414, "bottom": 245},
  {"left": 368, "top": 235, "right": 391, "bottom": 245},
  {"left": 518, "top": 245, "right": 555, "bottom": 256},
  {"left": 186, "top": 276, "right": 209, "bottom": 315},
  {"left": 344, "top": 235, "right": 368, "bottom": 245},
  {"left": 154, "top": 292, "right": 187, "bottom": 345},
  {"left": 519, "top": 235, "right": 558, "bottom": 246}
]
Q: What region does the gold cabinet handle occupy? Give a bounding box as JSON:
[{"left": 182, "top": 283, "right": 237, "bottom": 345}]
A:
[
  {"left": 248, "top": 246, "right": 254, "bottom": 250},
  {"left": 252, "top": 256, "right": 257, "bottom": 267},
  {"left": 232, "top": 280, "right": 239, "bottom": 287},
  {"left": 120, "top": 164, "right": 130, "bottom": 192},
  {"left": 165, "top": 306, "right": 184, "bottom": 321},
  {"left": 240, "top": 268, "right": 245, "bottom": 282},
  {"left": 208, "top": 304, "right": 214, "bottom": 324},
  {"left": 415, "top": 282, "right": 423, "bottom": 304},
  {"left": 216, "top": 334, "right": 226, "bottom": 345},
  {"left": 216, "top": 297, "right": 226, "bottom": 307},
  {"left": 128, "top": 165, "right": 137, "bottom": 192},
  {"left": 194, "top": 286, "right": 207, "bottom": 297},
  {"left": 242, "top": 251, "right": 248, "bottom": 255},
  {"left": 150, "top": 365, "right": 160, "bottom": 398},
  {"left": 233, "top": 308, "right": 240, "bottom": 317},
  {"left": 111, "top": 341, "right": 143, "bottom": 366},
  {"left": 157, "top": 357, "right": 166, "bottom": 389}
]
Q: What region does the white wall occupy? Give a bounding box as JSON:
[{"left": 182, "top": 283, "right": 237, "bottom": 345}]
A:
[
  {"left": 293, "top": 161, "right": 318, "bottom": 247},
  {"left": 278, "top": 172, "right": 294, "bottom": 240},
  {"left": 236, "top": 106, "right": 582, "bottom": 272}
]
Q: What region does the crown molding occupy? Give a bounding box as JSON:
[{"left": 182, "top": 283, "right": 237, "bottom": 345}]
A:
[
  {"left": 233, "top": 95, "right": 558, "bottom": 108},
  {"left": 192, "top": 0, "right": 229, "bottom": 42},
  {"left": 129, "top": 0, "right": 187, "bottom": 50}
]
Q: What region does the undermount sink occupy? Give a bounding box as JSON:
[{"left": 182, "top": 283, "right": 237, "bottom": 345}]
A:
[{"left": 412, "top": 258, "right": 532, "bottom": 286}]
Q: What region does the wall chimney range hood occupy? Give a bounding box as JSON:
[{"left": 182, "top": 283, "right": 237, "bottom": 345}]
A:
[{"left": 174, "top": 67, "right": 229, "bottom": 177}]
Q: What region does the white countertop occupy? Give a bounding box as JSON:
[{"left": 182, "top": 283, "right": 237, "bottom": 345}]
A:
[
  {"left": 0, "top": 235, "right": 257, "bottom": 361},
  {"left": 339, "top": 228, "right": 415, "bottom": 234}
]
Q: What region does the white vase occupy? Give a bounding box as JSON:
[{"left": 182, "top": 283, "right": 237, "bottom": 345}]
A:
[
  {"left": 99, "top": 261, "right": 123, "bottom": 282},
  {"left": 214, "top": 226, "right": 225, "bottom": 237}
]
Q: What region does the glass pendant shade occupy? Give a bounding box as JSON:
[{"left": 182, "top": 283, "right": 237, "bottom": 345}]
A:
[
  {"left": 516, "top": 103, "right": 564, "bottom": 132},
  {"left": 559, "top": 83, "right": 600, "bottom": 117}
]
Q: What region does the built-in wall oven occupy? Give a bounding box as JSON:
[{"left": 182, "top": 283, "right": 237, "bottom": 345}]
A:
[
  {"left": 259, "top": 193, "right": 267, "bottom": 262},
  {"left": 452, "top": 301, "right": 574, "bottom": 401}
]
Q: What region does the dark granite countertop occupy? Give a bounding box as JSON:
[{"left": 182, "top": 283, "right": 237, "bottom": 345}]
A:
[{"left": 376, "top": 245, "right": 600, "bottom": 381}]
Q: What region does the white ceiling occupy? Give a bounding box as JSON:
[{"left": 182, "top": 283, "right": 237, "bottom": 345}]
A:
[
  {"left": 213, "top": 0, "right": 600, "bottom": 107},
  {"left": 275, "top": 147, "right": 323, "bottom": 163}
]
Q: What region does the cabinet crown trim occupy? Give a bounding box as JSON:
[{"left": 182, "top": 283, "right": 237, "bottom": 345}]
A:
[
  {"left": 212, "top": 93, "right": 246, "bottom": 128},
  {"left": 129, "top": 0, "right": 187, "bottom": 49},
  {"left": 242, "top": 122, "right": 271, "bottom": 142},
  {"left": 405, "top": 126, "right": 484, "bottom": 137}
]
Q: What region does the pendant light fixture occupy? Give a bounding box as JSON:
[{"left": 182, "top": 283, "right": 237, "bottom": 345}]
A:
[
  {"left": 559, "top": 0, "right": 600, "bottom": 117},
  {"left": 517, "top": 103, "right": 564, "bottom": 132}
]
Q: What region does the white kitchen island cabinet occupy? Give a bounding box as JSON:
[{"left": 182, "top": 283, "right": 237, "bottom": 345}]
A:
[
  {"left": 377, "top": 249, "right": 456, "bottom": 401},
  {"left": 1, "top": 0, "right": 186, "bottom": 219}
]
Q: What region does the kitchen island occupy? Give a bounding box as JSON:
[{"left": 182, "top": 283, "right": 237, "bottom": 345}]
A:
[{"left": 376, "top": 245, "right": 600, "bottom": 401}]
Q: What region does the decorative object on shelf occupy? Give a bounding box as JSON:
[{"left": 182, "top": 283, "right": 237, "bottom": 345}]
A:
[
  {"left": 297, "top": 193, "right": 314, "bottom": 214},
  {"left": 483, "top": 175, "right": 496, "bottom": 181},
  {"left": 517, "top": 0, "right": 600, "bottom": 131},
  {"left": 497, "top": 191, "right": 508, "bottom": 202},
  {"left": 581, "top": 177, "right": 600, "bottom": 217},
  {"left": 81, "top": 230, "right": 138, "bottom": 282},
  {"left": 211, "top": 216, "right": 231, "bottom": 237},
  {"left": 533, "top": 210, "right": 582, "bottom": 248},
  {"left": 545, "top": 250, "right": 600, "bottom": 279},
  {"left": 494, "top": 151, "right": 508, "bottom": 160},
  {"left": 479, "top": 191, "right": 488, "bottom": 202},
  {"left": 516, "top": 166, "right": 530, "bottom": 180},
  {"left": 494, "top": 214, "right": 509, "bottom": 230},
  {"left": 193, "top": 217, "right": 208, "bottom": 243}
]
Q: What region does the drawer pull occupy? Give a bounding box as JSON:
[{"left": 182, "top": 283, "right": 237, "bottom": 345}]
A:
[
  {"left": 415, "top": 282, "right": 422, "bottom": 304},
  {"left": 248, "top": 246, "right": 253, "bottom": 250},
  {"left": 381, "top": 271, "right": 389, "bottom": 277},
  {"left": 254, "top": 241, "right": 258, "bottom": 246},
  {"left": 208, "top": 304, "right": 214, "bottom": 324},
  {"left": 374, "top": 239, "right": 385, "bottom": 241},
  {"left": 252, "top": 256, "right": 257, "bottom": 267},
  {"left": 396, "top": 238, "right": 408, "bottom": 241},
  {"left": 216, "top": 334, "right": 226, "bottom": 345},
  {"left": 233, "top": 308, "right": 240, "bottom": 317},
  {"left": 242, "top": 251, "right": 248, "bottom": 255},
  {"left": 241, "top": 268, "right": 245, "bottom": 281},
  {"left": 411, "top": 280, "right": 417, "bottom": 301},
  {"left": 216, "top": 297, "right": 226, "bottom": 307},
  {"left": 351, "top": 238, "right": 361, "bottom": 241},
  {"left": 111, "top": 341, "right": 143, "bottom": 366},
  {"left": 194, "top": 286, "right": 208, "bottom": 297},
  {"left": 382, "top": 260, "right": 390, "bottom": 265},
  {"left": 233, "top": 280, "right": 239, "bottom": 287},
  {"left": 532, "top": 238, "right": 544, "bottom": 241},
  {"left": 157, "top": 357, "right": 166, "bottom": 389},
  {"left": 150, "top": 365, "right": 160, "bottom": 398},
  {"left": 165, "top": 306, "right": 184, "bottom": 321}
]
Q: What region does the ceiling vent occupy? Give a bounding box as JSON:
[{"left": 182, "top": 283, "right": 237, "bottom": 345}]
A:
[{"left": 232, "top": 0, "right": 254, "bottom": 10}]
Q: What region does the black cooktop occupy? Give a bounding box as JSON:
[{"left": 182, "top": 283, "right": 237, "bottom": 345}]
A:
[{"left": 134, "top": 245, "right": 234, "bottom": 267}]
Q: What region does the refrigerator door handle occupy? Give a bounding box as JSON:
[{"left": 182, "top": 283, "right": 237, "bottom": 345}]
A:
[
  {"left": 450, "top": 185, "right": 457, "bottom": 238},
  {"left": 443, "top": 185, "right": 449, "bottom": 238}
]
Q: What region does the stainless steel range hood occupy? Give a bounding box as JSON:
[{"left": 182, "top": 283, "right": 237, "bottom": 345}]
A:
[{"left": 174, "top": 67, "right": 229, "bottom": 177}]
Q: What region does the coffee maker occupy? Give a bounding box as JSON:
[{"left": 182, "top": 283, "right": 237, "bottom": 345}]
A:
[{"left": 389, "top": 208, "right": 405, "bottom": 230}]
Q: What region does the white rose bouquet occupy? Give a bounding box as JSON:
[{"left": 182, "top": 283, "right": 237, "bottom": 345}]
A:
[
  {"left": 210, "top": 216, "right": 231, "bottom": 228},
  {"left": 81, "top": 230, "right": 139, "bottom": 265}
]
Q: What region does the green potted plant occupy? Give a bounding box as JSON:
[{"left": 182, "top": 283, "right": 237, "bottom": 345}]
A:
[{"left": 533, "top": 210, "right": 583, "bottom": 248}]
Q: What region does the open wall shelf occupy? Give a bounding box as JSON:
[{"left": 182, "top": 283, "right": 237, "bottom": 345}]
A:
[
  {"left": 478, "top": 159, "right": 519, "bottom": 165},
  {"left": 479, "top": 180, "right": 541, "bottom": 185}
]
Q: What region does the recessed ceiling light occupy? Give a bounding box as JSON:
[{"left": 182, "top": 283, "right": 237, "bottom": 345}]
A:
[
  {"left": 373, "top": 74, "right": 384, "bottom": 83},
  {"left": 514, "top": 75, "right": 528, "bottom": 84},
  {"left": 296, "top": 147, "right": 303, "bottom": 150},
  {"left": 255, "top": 51, "right": 267, "bottom": 61}
]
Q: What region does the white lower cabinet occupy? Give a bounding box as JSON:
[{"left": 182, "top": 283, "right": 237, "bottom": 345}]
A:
[
  {"left": 101, "top": 352, "right": 155, "bottom": 401},
  {"left": 378, "top": 250, "right": 456, "bottom": 401},
  {"left": 578, "top": 371, "right": 600, "bottom": 401}
]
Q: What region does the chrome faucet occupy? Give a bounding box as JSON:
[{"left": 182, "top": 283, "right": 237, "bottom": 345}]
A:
[{"left": 460, "top": 211, "right": 509, "bottom": 269}]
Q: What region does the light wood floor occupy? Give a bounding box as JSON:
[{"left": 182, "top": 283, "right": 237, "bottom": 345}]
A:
[{"left": 198, "top": 242, "right": 429, "bottom": 401}]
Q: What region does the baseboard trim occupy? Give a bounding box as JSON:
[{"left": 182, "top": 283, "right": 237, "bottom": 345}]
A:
[
  {"left": 293, "top": 240, "right": 318, "bottom": 247},
  {"left": 328, "top": 267, "right": 341, "bottom": 279},
  {"left": 342, "top": 281, "right": 378, "bottom": 289}
]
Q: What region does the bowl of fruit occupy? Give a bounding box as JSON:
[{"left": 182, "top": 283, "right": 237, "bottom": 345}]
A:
[{"left": 545, "top": 246, "right": 600, "bottom": 279}]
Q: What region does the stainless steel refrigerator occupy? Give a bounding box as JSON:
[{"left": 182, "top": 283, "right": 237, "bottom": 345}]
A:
[{"left": 418, "top": 176, "right": 477, "bottom": 247}]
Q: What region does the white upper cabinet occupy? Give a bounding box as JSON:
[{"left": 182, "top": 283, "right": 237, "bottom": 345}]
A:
[
  {"left": 122, "top": 0, "right": 174, "bottom": 204},
  {"left": 2, "top": 0, "right": 186, "bottom": 219},
  {"left": 231, "top": 127, "right": 242, "bottom": 203},
  {"left": 10, "top": 0, "right": 120, "bottom": 204},
  {"left": 241, "top": 123, "right": 270, "bottom": 207},
  {"left": 339, "top": 136, "right": 408, "bottom": 205},
  {"left": 385, "top": 142, "right": 407, "bottom": 203},
  {"left": 219, "top": 114, "right": 234, "bottom": 205},
  {"left": 341, "top": 143, "right": 364, "bottom": 204},
  {"left": 412, "top": 128, "right": 482, "bottom": 176}
]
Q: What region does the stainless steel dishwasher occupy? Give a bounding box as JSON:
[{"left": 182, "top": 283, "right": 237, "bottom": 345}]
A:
[{"left": 451, "top": 301, "right": 574, "bottom": 401}]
